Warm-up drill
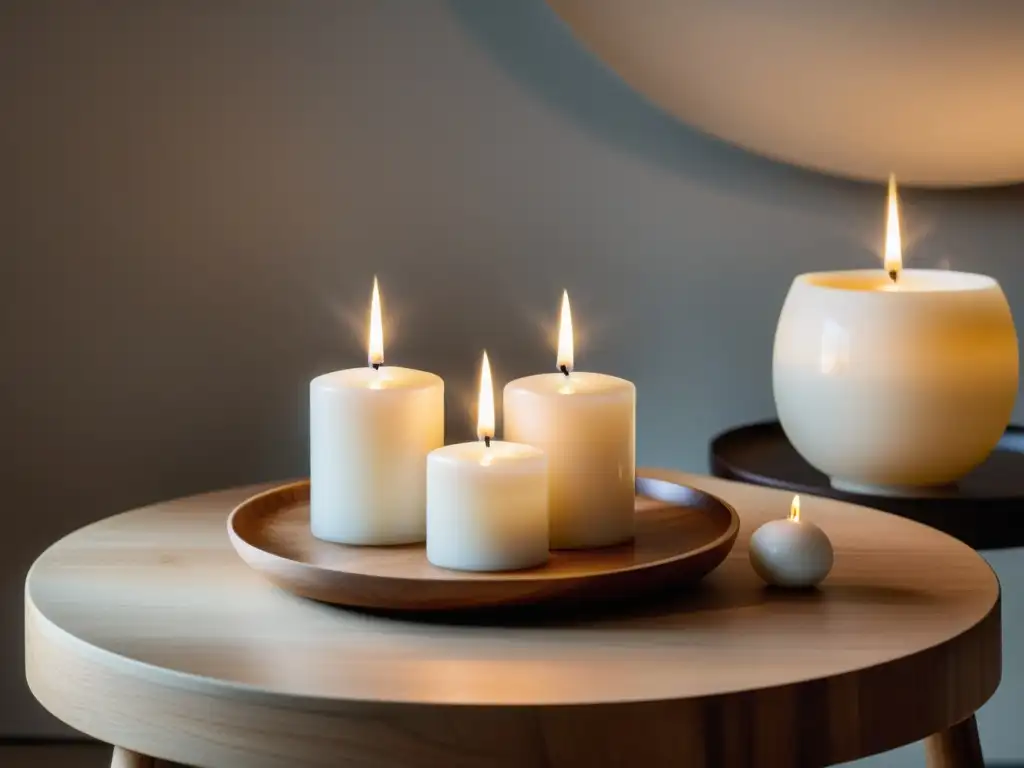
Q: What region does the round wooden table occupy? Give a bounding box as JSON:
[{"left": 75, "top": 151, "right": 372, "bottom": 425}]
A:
[{"left": 25, "top": 470, "right": 1000, "bottom": 768}]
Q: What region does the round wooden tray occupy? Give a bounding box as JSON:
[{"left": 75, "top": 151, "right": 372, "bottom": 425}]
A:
[
  {"left": 227, "top": 471, "right": 739, "bottom": 612},
  {"left": 710, "top": 420, "right": 1024, "bottom": 551}
]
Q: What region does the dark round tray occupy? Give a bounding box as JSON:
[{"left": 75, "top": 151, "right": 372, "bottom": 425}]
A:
[{"left": 710, "top": 421, "right": 1024, "bottom": 551}]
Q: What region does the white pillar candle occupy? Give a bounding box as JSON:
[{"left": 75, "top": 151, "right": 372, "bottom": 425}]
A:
[
  {"left": 310, "top": 279, "right": 444, "bottom": 545},
  {"left": 749, "top": 496, "right": 834, "bottom": 588},
  {"left": 503, "top": 292, "right": 635, "bottom": 549},
  {"left": 427, "top": 352, "right": 549, "bottom": 572},
  {"left": 773, "top": 177, "right": 1018, "bottom": 493}
]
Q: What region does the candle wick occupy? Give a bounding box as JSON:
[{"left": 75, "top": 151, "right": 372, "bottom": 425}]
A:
[
  {"left": 484, "top": 436, "right": 491, "bottom": 448},
  {"left": 888, "top": 269, "right": 898, "bottom": 284},
  {"left": 371, "top": 362, "right": 381, "bottom": 371},
  {"left": 559, "top": 364, "right": 570, "bottom": 377}
]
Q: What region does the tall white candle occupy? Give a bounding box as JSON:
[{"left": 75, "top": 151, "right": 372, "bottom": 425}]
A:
[
  {"left": 427, "top": 352, "right": 549, "bottom": 572},
  {"left": 310, "top": 279, "right": 444, "bottom": 545},
  {"left": 503, "top": 292, "right": 635, "bottom": 549}
]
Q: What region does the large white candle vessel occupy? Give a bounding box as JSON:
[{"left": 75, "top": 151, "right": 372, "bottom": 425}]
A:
[
  {"left": 749, "top": 495, "right": 834, "bottom": 588},
  {"left": 504, "top": 292, "right": 635, "bottom": 549},
  {"left": 427, "top": 352, "right": 549, "bottom": 572},
  {"left": 310, "top": 278, "right": 444, "bottom": 545},
  {"left": 774, "top": 177, "right": 1018, "bottom": 493}
]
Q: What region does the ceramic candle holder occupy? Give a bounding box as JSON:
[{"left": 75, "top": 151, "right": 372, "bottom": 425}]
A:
[{"left": 773, "top": 269, "right": 1018, "bottom": 494}]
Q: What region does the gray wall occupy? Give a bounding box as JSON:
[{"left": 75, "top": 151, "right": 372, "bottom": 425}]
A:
[{"left": 3, "top": 2, "right": 1022, "bottom": 764}]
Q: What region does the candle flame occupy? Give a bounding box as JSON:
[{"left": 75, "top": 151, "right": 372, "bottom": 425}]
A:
[
  {"left": 368, "top": 277, "right": 384, "bottom": 367},
  {"left": 556, "top": 290, "right": 574, "bottom": 373},
  {"left": 884, "top": 174, "right": 902, "bottom": 281},
  {"left": 789, "top": 495, "right": 801, "bottom": 522},
  {"left": 477, "top": 351, "right": 495, "bottom": 442}
]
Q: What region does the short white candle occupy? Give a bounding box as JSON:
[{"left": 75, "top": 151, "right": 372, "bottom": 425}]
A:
[
  {"left": 310, "top": 279, "right": 444, "bottom": 545},
  {"left": 749, "top": 495, "right": 834, "bottom": 588},
  {"left": 773, "top": 177, "right": 1018, "bottom": 492},
  {"left": 503, "top": 292, "right": 635, "bottom": 549},
  {"left": 427, "top": 352, "right": 549, "bottom": 572}
]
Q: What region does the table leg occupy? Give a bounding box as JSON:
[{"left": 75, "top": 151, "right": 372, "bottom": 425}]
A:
[
  {"left": 111, "top": 746, "right": 158, "bottom": 767},
  {"left": 925, "top": 714, "right": 984, "bottom": 768}
]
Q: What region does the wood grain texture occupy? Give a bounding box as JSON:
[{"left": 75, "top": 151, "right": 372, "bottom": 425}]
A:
[
  {"left": 925, "top": 715, "right": 985, "bottom": 768},
  {"left": 25, "top": 470, "right": 1000, "bottom": 768},
  {"left": 227, "top": 474, "right": 739, "bottom": 611}
]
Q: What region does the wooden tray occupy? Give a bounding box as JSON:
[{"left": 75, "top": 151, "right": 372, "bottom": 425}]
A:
[{"left": 227, "top": 471, "right": 739, "bottom": 612}]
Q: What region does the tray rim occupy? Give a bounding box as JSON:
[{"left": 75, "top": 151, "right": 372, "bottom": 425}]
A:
[{"left": 227, "top": 469, "right": 740, "bottom": 610}]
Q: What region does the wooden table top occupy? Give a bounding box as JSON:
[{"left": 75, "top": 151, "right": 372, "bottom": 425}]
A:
[{"left": 25, "top": 469, "right": 1000, "bottom": 768}]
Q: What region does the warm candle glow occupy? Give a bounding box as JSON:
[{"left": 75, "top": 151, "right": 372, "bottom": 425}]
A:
[
  {"left": 477, "top": 351, "right": 495, "bottom": 442},
  {"left": 789, "top": 495, "right": 801, "bottom": 522},
  {"left": 884, "top": 174, "right": 902, "bottom": 281},
  {"left": 557, "top": 290, "right": 574, "bottom": 374},
  {"left": 368, "top": 277, "right": 384, "bottom": 367}
]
